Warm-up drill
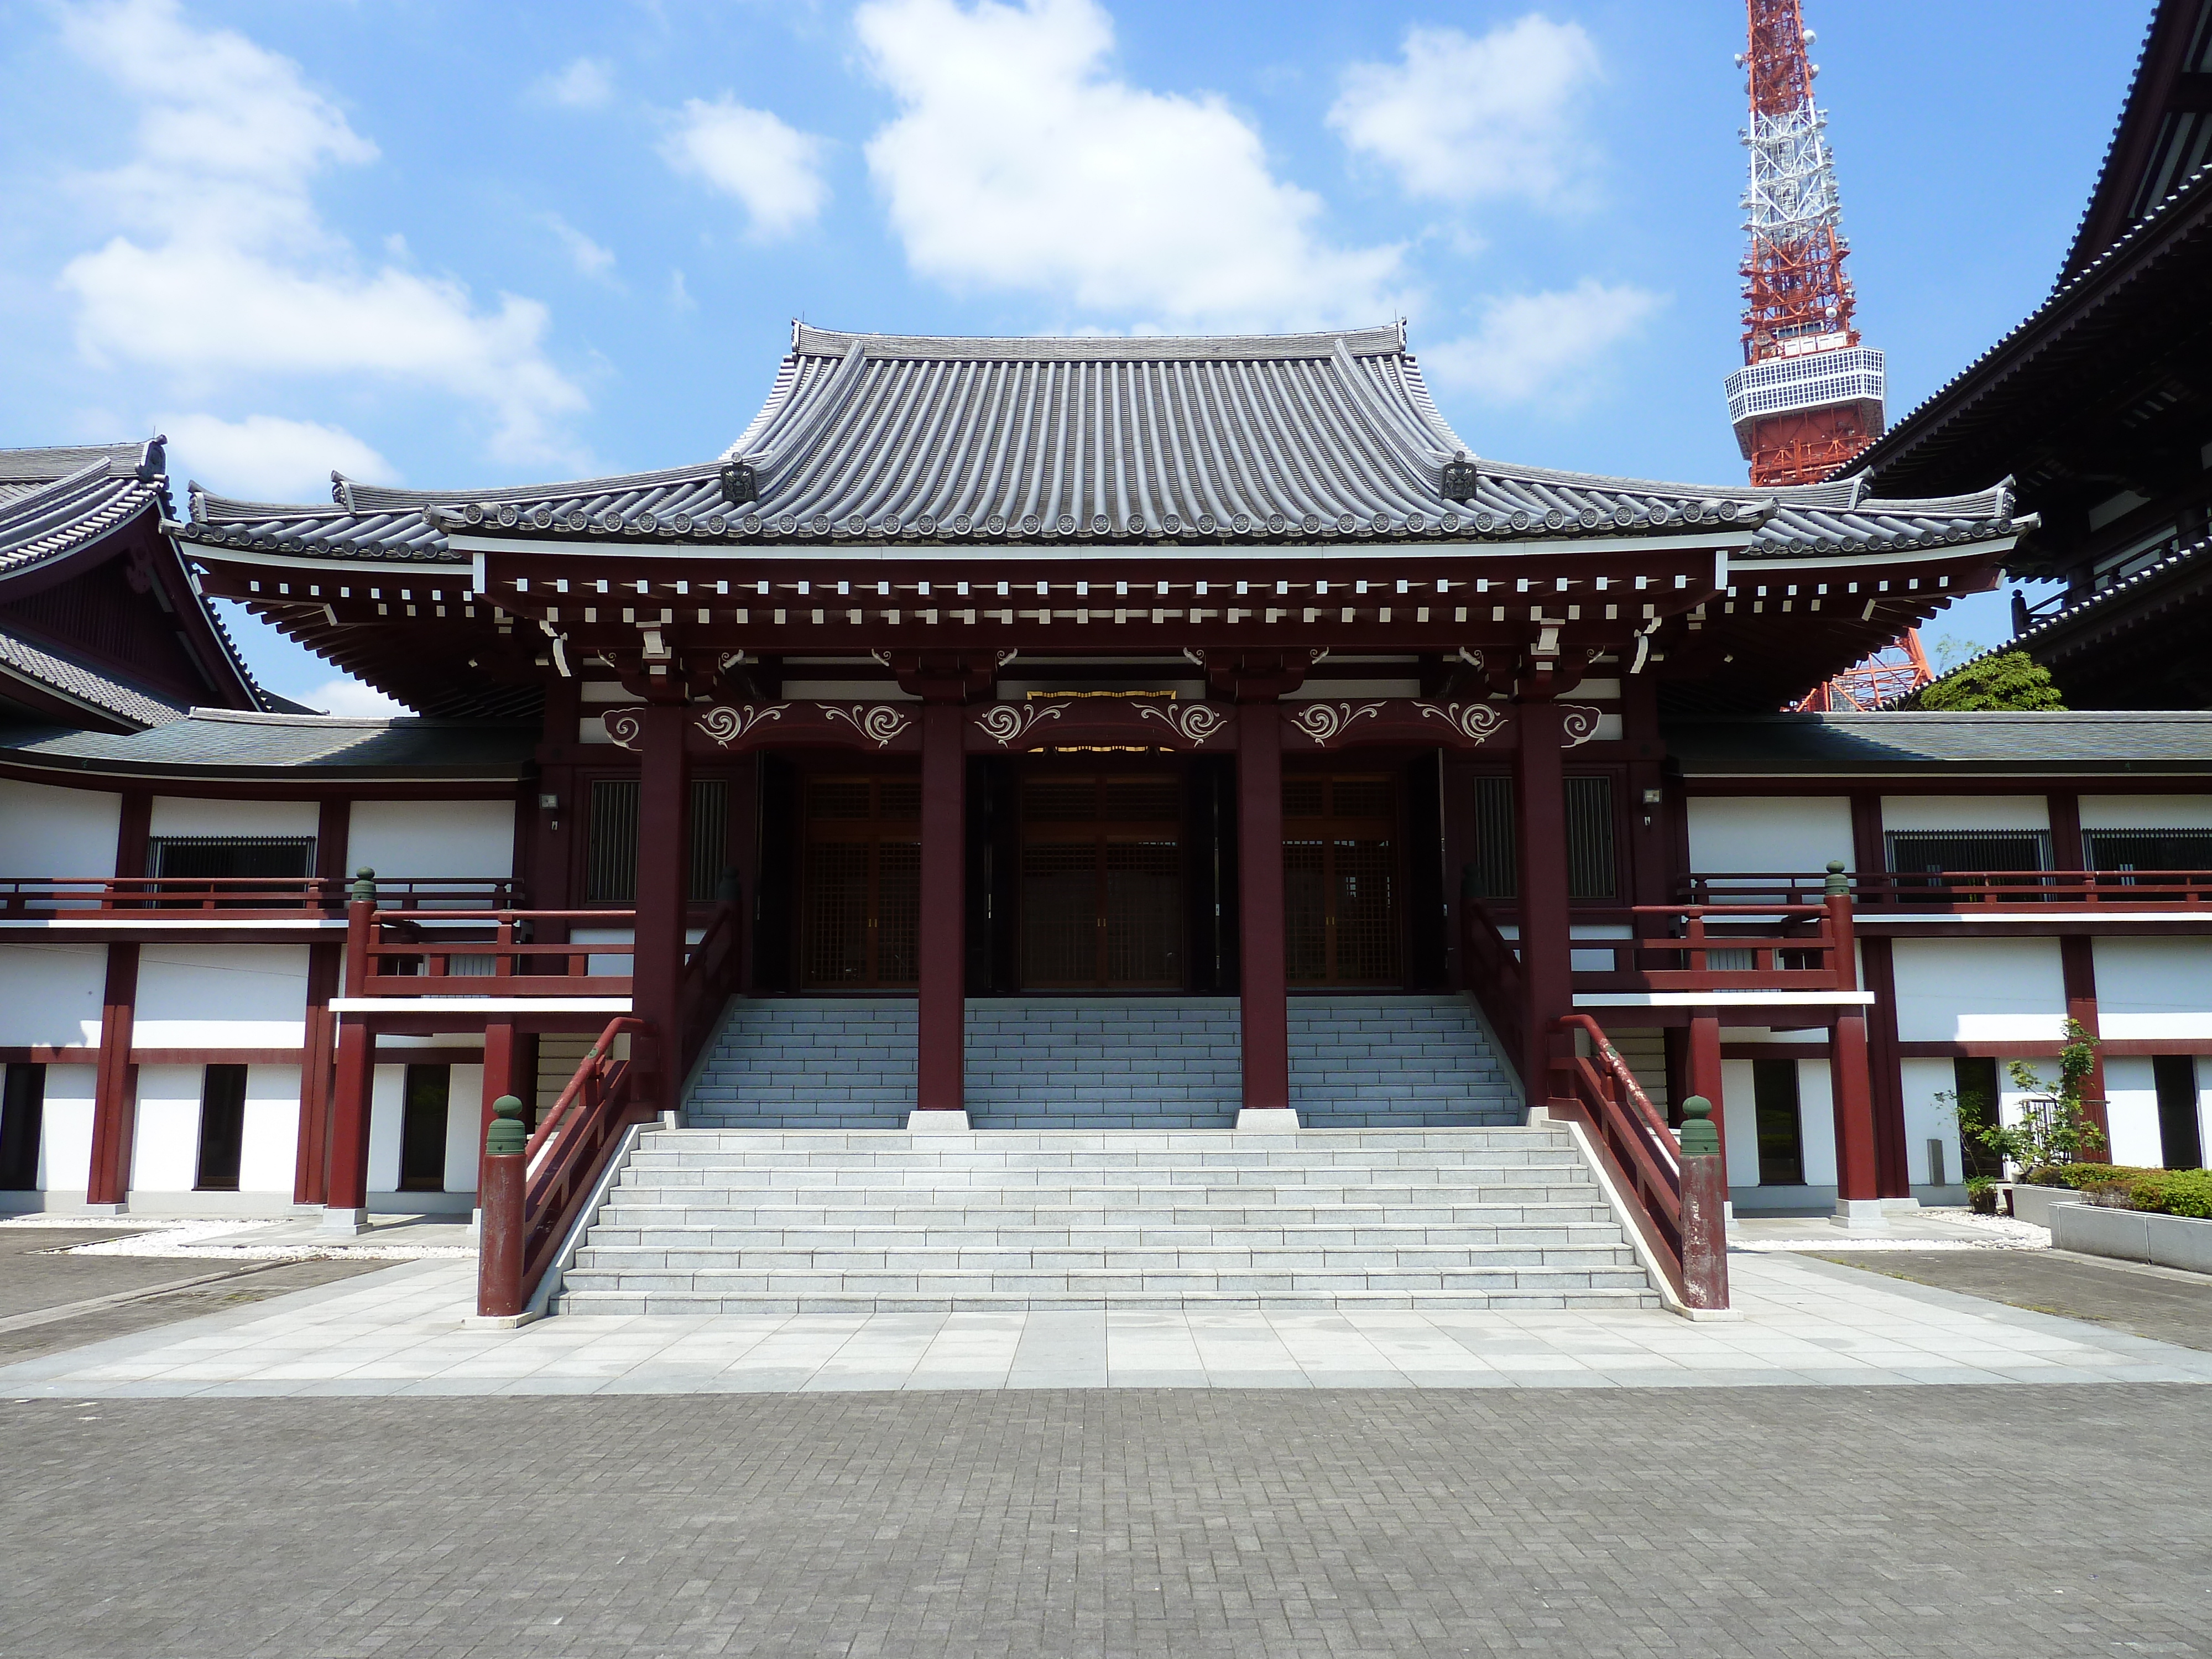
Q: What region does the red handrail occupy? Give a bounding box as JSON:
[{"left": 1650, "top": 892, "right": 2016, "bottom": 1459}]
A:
[
  {"left": 1684, "top": 868, "right": 2212, "bottom": 910},
  {"left": 1548, "top": 1013, "right": 1728, "bottom": 1311},
  {"left": 0, "top": 875, "right": 514, "bottom": 919}
]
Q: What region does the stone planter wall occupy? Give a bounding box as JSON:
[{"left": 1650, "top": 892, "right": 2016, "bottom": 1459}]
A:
[{"left": 2051, "top": 1203, "right": 2212, "bottom": 1275}]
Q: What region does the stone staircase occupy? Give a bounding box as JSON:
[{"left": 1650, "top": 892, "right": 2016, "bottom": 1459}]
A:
[
  {"left": 685, "top": 994, "right": 1519, "bottom": 1130},
  {"left": 548, "top": 1125, "right": 1663, "bottom": 1314}
]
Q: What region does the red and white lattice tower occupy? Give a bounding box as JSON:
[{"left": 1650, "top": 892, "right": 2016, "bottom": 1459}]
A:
[
  {"left": 1792, "top": 630, "right": 1934, "bottom": 712},
  {"left": 1724, "top": 0, "right": 1887, "bottom": 487}
]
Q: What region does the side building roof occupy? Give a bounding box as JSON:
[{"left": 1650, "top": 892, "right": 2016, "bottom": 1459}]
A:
[
  {"left": 1665, "top": 709, "right": 2212, "bottom": 776},
  {"left": 0, "top": 706, "right": 536, "bottom": 782}
]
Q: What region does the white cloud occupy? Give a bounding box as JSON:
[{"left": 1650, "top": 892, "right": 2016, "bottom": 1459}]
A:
[
  {"left": 1420, "top": 281, "right": 1666, "bottom": 413},
  {"left": 536, "top": 57, "right": 614, "bottom": 109},
  {"left": 669, "top": 269, "right": 697, "bottom": 312},
  {"left": 855, "top": 0, "right": 1406, "bottom": 326},
  {"left": 544, "top": 213, "right": 618, "bottom": 281},
  {"left": 1331, "top": 17, "right": 1601, "bottom": 207},
  {"left": 305, "top": 676, "right": 409, "bottom": 718},
  {"left": 661, "top": 97, "right": 828, "bottom": 240},
  {"left": 53, "top": 0, "right": 587, "bottom": 466},
  {"left": 162, "top": 413, "right": 395, "bottom": 501}
]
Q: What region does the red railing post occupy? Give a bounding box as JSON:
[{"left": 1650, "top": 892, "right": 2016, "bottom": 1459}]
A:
[
  {"left": 1677, "top": 1095, "right": 1730, "bottom": 1310},
  {"left": 477, "top": 1094, "right": 527, "bottom": 1318}
]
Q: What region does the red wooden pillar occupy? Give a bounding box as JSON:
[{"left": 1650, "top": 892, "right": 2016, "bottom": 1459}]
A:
[
  {"left": 2058, "top": 933, "right": 2110, "bottom": 1145},
  {"left": 293, "top": 942, "right": 342, "bottom": 1206},
  {"left": 1235, "top": 699, "right": 1291, "bottom": 1119},
  {"left": 632, "top": 700, "right": 692, "bottom": 1113},
  {"left": 86, "top": 943, "right": 140, "bottom": 1211},
  {"left": 915, "top": 700, "right": 967, "bottom": 1116},
  {"left": 323, "top": 880, "right": 378, "bottom": 1230},
  {"left": 1686, "top": 1011, "right": 1726, "bottom": 1188},
  {"left": 1860, "top": 935, "right": 1912, "bottom": 1197},
  {"left": 1825, "top": 883, "right": 1884, "bottom": 1225},
  {"left": 1511, "top": 696, "right": 1574, "bottom": 1112}
]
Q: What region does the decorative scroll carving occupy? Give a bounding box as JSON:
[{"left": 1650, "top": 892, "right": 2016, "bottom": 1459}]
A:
[
  {"left": 1560, "top": 705, "right": 1605, "bottom": 747},
  {"left": 603, "top": 708, "right": 645, "bottom": 750},
  {"left": 1413, "top": 702, "right": 1507, "bottom": 746},
  {"left": 973, "top": 702, "right": 1064, "bottom": 747},
  {"left": 696, "top": 703, "right": 789, "bottom": 747},
  {"left": 1136, "top": 701, "right": 1229, "bottom": 747},
  {"left": 1286, "top": 701, "right": 1384, "bottom": 746},
  {"left": 823, "top": 703, "right": 914, "bottom": 748}
]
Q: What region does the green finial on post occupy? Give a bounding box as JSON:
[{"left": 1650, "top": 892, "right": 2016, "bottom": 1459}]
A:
[
  {"left": 485, "top": 1094, "right": 526, "bottom": 1157},
  {"left": 1679, "top": 1094, "right": 1720, "bottom": 1157},
  {"left": 349, "top": 866, "right": 377, "bottom": 902},
  {"left": 1824, "top": 859, "right": 1849, "bottom": 899}
]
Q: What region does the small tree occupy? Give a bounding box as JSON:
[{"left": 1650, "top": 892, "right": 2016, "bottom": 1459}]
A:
[
  {"left": 1910, "top": 651, "right": 2065, "bottom": 712},
  {"left": 1965, "top": 1018, "right": 2107, "bottom": 1175}
]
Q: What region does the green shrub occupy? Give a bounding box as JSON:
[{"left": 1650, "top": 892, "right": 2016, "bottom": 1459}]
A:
[
  {"left": 2020, "top": 1163, "right": 2212, "bottom": 1218},
  {"left": 1908, "top": 651, "right": 2065, "bottom": 711}
]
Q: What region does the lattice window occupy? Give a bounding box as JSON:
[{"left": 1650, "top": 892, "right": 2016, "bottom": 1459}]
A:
[
  {"left": 147, "top": 836, "right": 315, "bottom": 880},
  {"left": 587, "top": 779, "right": 729, "bottom": 903},
  {"left": 2084, "top": 829, "right": 2212, "bottom": 873},
  {"left": 1282, "top": 775, "right": 1400, "bottom": 986},
  {"left": 799, "top": 776, "right": 920, "bottom": 988},
  {"left": 1019, "top": 773, "right": 1183, "bottom": 988},
  {"left": 1461, "top": 776, "right": 1615, "bottom": 901}
]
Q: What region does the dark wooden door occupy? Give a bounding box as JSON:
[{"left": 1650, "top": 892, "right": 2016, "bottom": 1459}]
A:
[
  {"left": 799, "top": 777, "right": 921, "bottom": 988},
  {"left": 1020, "top": 773, "right": 1184, "bottom": 988},
  {"left": 1284, "top": 775, "right": 1401, "bottom": 986}
]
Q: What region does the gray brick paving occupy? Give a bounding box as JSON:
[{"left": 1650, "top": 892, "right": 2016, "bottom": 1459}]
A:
[{"left": 1, "top": 1384, "right": 2206, "bottom": 1657}]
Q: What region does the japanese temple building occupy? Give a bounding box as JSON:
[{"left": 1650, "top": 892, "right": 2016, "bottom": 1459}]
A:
[{"left": 3, "top": 322, "right": 2210, "bottom": 1313}]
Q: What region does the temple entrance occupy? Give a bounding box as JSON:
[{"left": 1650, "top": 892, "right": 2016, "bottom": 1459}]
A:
[
  {"left": 1019, "top": 771, "right": 1184, "bottom": 989},
  {"left": 1284, "top": 774, "right": 1402, "bottom": 986},
  {"left": 798, "top": 776, "right": 920, "bottom": 988}
]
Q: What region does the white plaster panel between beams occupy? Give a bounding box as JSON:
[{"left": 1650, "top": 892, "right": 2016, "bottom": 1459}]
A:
[
  {"left": 132, "top": 945, "right": 310, "bottom": 1048},
  {"left": 35, "top": 1065, "right": 96, "bottom": 1192},
  {"left": 446, "top": 1063, "right": 484, "bottom": 1192},
  {"left": 129, "top": 1064, "right": 205, "bottom": 1192},
  {"left": 367, "top": 1065, "right": 404, "bottom": 1194},
  {"left": 0, "top": 778, "right": 121, "bottom": 879},
  {"left": 1880, "top": 795, "right": 2049, "bottom": 832},
  {"left": 1890, "top": 937, "right": 2066, "bottom": 1044},
  {"left": 2078, "top": 795, "right": 2212, "bottom": 830},
  {"left": 1898, "top": 1057, "right": 1966, "bottom": 1187},
  {"left": 347, "top": 799, "right": 515, "bottom": 880},
  {"left": 148, "top": 797, "right": 319, "bottom": 838},
  {"left": 1685, "top": 796, "right": 1853, "bottom": 873},
  {"left": 0, "top": 943, "right": 107, "bottom": 1047},
  {"left": 2092, "top": 938, "right": 2212, "bottom": 1041},
  {"left": 238, "top": 1065, "right": 301, "bottom": 1194},
  {"left": 2100, "top": 1056, "right": 2168, "bottom": 1169}
]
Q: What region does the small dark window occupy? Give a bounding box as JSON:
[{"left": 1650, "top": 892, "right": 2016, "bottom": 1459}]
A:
[
  {"left": 0, "top": 1063, "right": 44, "bottom": 1191},
  {"left": 1462, "top": 775, "right": 1615, "bottom": 901},
  {"left": 587, "top": 779, "right": 730, "bottom": 903},
  {"left": 195, "top": 1065, "right": 248, "bottom": 1192},
  {"left": 399, "top": 1065, "right": 451, "bottom": 1192},
  {"left": 1885, "top": 830, "right": 2051, "bottom": 878},
  {"left": 2084, "top": 830, "right": 2212, "bottom": 875},
  {"left": 1953, "top": 1057, "right": 2004, "bottom": 1180},
  {"left": 148, "top": 837, "right": 316, "bottom": 879},
  {"left": 1752, "top": 1057, "right": 1804, "bottom": 1186},
  {"left": 2154, "top": 1056, "right": 2204, "bottom": 1171}
]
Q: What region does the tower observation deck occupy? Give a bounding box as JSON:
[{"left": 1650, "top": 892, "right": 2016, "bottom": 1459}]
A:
[{"left": 1724, "top": 0, "right": 1887, "bottom": 486}]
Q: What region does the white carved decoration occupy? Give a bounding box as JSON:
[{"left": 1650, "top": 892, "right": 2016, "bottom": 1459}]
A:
[
  {"left": 822, "top": 703, "right": 913, "bottom": 748},
  {"left": 973, "top": 702, "right": 1063, "bottom": 747},
  {"left": 1561, "top": 705, "right": 1605, "bottom": 747},
  {"left": 602, "top": 708, "right": 645, "bottom": 750},
  {"left": 1136, "top": 702, "right": 1230, "bottom": 746},
  {"left": 1287, "top": 701, "right": 1384, "bottom": 745},
  {"left": 1413, "top": 702, "right": 1507, "bottom": 745},
  {"left": 696, "top": 703, "right": 789, "bottom": 747}
]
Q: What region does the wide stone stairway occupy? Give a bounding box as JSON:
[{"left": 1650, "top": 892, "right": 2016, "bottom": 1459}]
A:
[
  {"left": 684, "top": 994, "right": 1520, "bottom": 1130},
  {"left": 549, "top": 1124, "right": 1662, "bottom": 1314}
]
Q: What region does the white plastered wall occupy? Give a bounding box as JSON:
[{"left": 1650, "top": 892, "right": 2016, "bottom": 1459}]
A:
[
  {"left": 367, "top": 1061, "right": 478, "bottom": 1197},
  {"left": 129, "top": 1063, "right": 204, "bottom": 1192},
  {"left": 1899, "top": 1057, "right": 1968, "bottom": 1188},
  {"left": 0, "top": 778, "right": 121, "bottom": 878},
  {"left": 1891, "top": 938, "right": 2067, "bottom": 1044},
  {"left": 0, "top": 943, "right": 107, "bottom": 1047},
  {"left": 147, "top": 797, "right": 319, "bottom": 838},
  {"left": 368, "top": 1065, "right": 405, "bottom": 1194},
  {"left": 2100, "top": 1057, "right": 2167, "bottom": 1168},
  {"left": 35, "top": 1064, "right": 96, "bottom": 1193},
  {"left": 1880, "top": 796, "right": 2051, "bottom": 832},
  {"left": 1685, "top": 797, "right": 1854, "bottom": 873},
  {"left": 446, "top": 1063, "right": 483, "bottom": 1193},
  {"left": 238, "top": 1065, "right": 301, "bottom": 1194},
  {"left": 2078, "top": 795, "right": 2212, "bottom": 828},
  {"left": 347, "top": 800, "right": 516, "bottom": 879},
  {"left": 2092, "top": 938, "right": 2212, "bottom": 1044},
  {"left": 132, "top": 946, "right": 310, "bottom": 1048}
]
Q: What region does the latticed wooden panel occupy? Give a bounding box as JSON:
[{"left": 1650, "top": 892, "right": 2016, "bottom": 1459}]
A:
[
  {"left": 1019, "top": 772, "right": 1185, "bottom": 988},
  {"left": 1282, "top": 774, "right": 1401, "bottom": 986},
  {"left": 799, "top": 776, "right": 921, "bottom": 988}
]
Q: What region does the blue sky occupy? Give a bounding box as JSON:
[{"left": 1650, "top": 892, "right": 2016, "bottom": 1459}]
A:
[{"left": 0, "top": 0, "right": 2148, "bottom": 711}]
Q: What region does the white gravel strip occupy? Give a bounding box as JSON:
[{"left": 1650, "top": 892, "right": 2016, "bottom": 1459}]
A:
[{"left": 5, "top": 1217, "right": 472, "bottom": 1261}]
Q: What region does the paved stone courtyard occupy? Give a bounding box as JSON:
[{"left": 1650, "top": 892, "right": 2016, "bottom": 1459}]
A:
[{"left": 4, "top": 1384, "right": 2208, "bottom": 1658}]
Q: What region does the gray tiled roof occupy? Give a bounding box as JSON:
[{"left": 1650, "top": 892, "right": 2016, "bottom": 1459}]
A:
[
  {"left": 171, "top": 325, "right": 2023, "bottom": 567},
  {"left": 0, "top": 442, "right": 167, "bottom": 576},
  {"left": 0, "top": 707, "right": 536, "bottom": 776},
  {"left": 0, "top": 625, "right": 189, "bottom": 727},
  {"left": 1666, "top": 710, "right": 2212, "bottom": 774}
]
